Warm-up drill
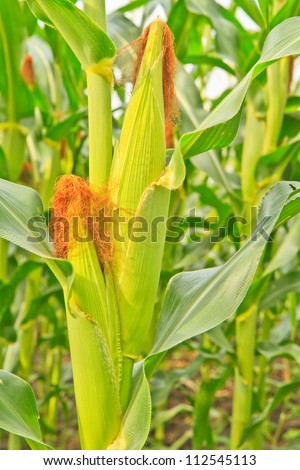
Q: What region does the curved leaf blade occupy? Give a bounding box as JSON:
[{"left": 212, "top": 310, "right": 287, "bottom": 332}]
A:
[
  {"left": 26, "top": 0, "right": 116, "bottom": 69},
  {"left": 113, "top": 182, "right": 300, "bottom": 449},
  {"left": 0, "top": 178, "right": 73, "bottom": 290},
  {"left": 259, "top": 271, "right": 300, "bottom": 310},
  {"left": 0, "top": 370, "right": 51, "bottom": 449},
  {"left": 180, "top": 17, "right": 300, "bottom": 158},
  {"left": 151, "top": 182, "right": 300, "bottom": 354}
]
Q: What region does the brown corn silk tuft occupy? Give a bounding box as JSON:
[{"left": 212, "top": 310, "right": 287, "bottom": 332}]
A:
[
  {"left": 165, "top": 120, "right": 174, "bottom": 148},
  {"left": 132, "top": 19, "right": 179, "bottom": 126},
  {"left": 21, "top": 54, "right": 35, "bottom": 88},
  {"left": 50, "top": 175, "right": 113, "bottom": 266}
]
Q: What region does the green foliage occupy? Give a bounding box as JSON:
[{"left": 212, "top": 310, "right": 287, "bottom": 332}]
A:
[
  {"left": 0, "top": 0, "right": 299, "bottom": 452},
  {"left": 27, "top": 0, "right": 116, "bottom": 68},
  {"left": 0, "top": 370, "right": 51, "bottom": 449}
]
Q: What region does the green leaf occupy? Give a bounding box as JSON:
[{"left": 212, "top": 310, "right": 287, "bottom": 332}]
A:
[
  {"left": 259, "top": 272, "right": 300, "bottom": 310},
  {"left": 152, "top": 404, "right": 193, "bottom": 430},
  {"left": 0, "top": 178, "right": 73, "bottom": 290},
  {"left": 273, "top": 188, "right": 300, "bottom": 230},
  {"left": 107, "top": 12, "right": 140, "bottom": 48},
  {"left": 175, "top": 61, "right": 206, "bottom": 133},
  {"left": 182, "top": 54, "right": 236, "bottom": 75},
  {"left": 46, "top": 109, "right": 88, "bottom": 141},
  {"left": 257, "top": 342, "right": 300, "bottom": 364},
  {"left": 234, "top": 0, "right": 265, "bottom": 28},
  {"left": 108, "top": 362, "right": 151, "bottom": 450},
  {"left": 0, "top": 261, "right": 43, "bottom": 322},
  {"left": 112, "top": 181, "right": 300, "bottom": 449},
  {"left": 180, "top": 17, "right": 300, "bottom": 159},
  {"left": 0, "top": 179, "right": 52, "bottom": 258},
  {"left": 0, "top": 370, "right": 51, "bottom": 449},
  {"left": 185, "top": 0, "right": 239, "bottom": 63},
  {"left": 245, "top": 380, "right": 300, "bottom": 436},
  {"left": 270, "top": 0, "right": 300, "bottom": 29},
  {"left": 117, "top": 0, "right": 149, "bottom": 13},
  {"left": 0, "top": 0, "right": 34, "bottom": 119},
  {"left": 0, "top": 309, "right": 17, "bottom": 346},
  {"left": 22, "top": 284, "right": 63, "bottom": 325},
  {"left": 0, "top": 0, "right": 34, "bottom": 180},
  {"left": 193, "top": 369, "right": 230, "bottom": 449},
  {"left": 264, "top": 217, "right": 300, "bottom": 276},
  {"left": 208, "top": 325, "right": 234, "bottom": 353},
  {"left": 26, "top": 0, "right": 116, "bottom": 69},
  {"left": 257, "top": 0, "right": 268, "bottom": 27},
  {"left": 0, "top": 148, "right": 8, "bottom": 180},
  {"left": 256, "top": 140, "right": 300, "bottom": 180},
  {"left": 192, "top": 151, "right": 240, "bottom": 197},
  {"left": 151, "top": 182, "right": 300, "bottom": 355}
]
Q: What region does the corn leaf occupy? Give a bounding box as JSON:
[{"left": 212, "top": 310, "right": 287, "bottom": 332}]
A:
[
  {"left": 151, "top": 182, "right": 300, "bottom": 354},
  {"left": 0, "top": 0, "right": 34, "bottom": 180},
  {"left": 185, "top": 0, "right": 239, "bottom": 63},
  {"left": 180, "top": 17, "right": 300, "bottom": 158},
  {"left": 175, "top": 61, "right": 206, "bottom": 133},
  {"left": 108, "top": 363, "right": 151, "bottom": 450},
  {"left": 109, "top": 181, "right": 300, "bottom": 449},
  {"left": 0, "top": 370, "right": 52, "bottom": 449},
  {"left": 26, "top": 0, "right": 116, "bottom": 69},
  {"left": 234, "top": 0, "right": 266, "bottom": 28},
  {"left": 244, "top": 380, "right": 300, "bottom": 437},
  {"left": 0, "top": 261, "right": 43, "bottom": 323},
  {"left": 270, "top": 0, "right": 300, "bottom": 29},
  {"left": 0, "top": 179, "right": 72, "bottom": 293},
  {"left": 0, "top": 0, "right": 33, "bottom": 119},
  {"left": 259, "top": 272, "right": 300, "bottom": 310},
  {"left": 263, "top": 217, "right": 300, "bottom": 276},
  {"left": 107, "top": 12, "right": 140, "bottom": 48},
  {"left": 274, "top": 192, "right": 300, "bottom": 230},
  {"left": 257, "top": 0, "right": 268, "bottom": 26},
  {"left": 116, "top": 186, "right": 170, "bottom": 357},
  {"left": 257, "top": 342, "right": 300, "bottom": 364}
]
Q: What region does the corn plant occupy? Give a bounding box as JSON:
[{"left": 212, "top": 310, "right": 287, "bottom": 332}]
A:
[{"left": 0, "top": 0, "right": 300, "bottom": 451}]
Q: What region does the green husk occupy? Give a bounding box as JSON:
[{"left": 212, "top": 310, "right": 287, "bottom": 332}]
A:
[
  {"left": 67, "top": 239, "right": 122, "bottom": 449},
  {"left": 109, "top": 19, "right": 170, "bottom": 359}
]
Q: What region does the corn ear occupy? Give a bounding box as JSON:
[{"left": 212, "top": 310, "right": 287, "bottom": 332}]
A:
[
  {"left": 50, "top": 175, "right": 122, "bottom": 448},
  {"left": 117, "top": 185, "right": 170, "bottom": 358},
  {"left": 110, "top": 19, "right": 175, "bottom": 358},
  {"left": 110, "top": 19, "right": 166, "bottom": 214},
  {"left": 67, "top": 239, "right": 121, "bottom": 449}
]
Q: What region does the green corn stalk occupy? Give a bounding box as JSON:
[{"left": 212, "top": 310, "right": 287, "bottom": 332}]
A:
[
  {"left": 45, "top": 8, "right": 174, "bottom": 447},
  {"left": 85, "top": 0, "right": 112, "bottom": 188},
  {"left": 230, "top": 305, "right": 258, "bottom": 449}
]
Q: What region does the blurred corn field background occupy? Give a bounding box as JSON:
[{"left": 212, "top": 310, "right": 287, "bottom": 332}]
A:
[{"left": 0, "top": 0, "right": 300, "bottom": 451}]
